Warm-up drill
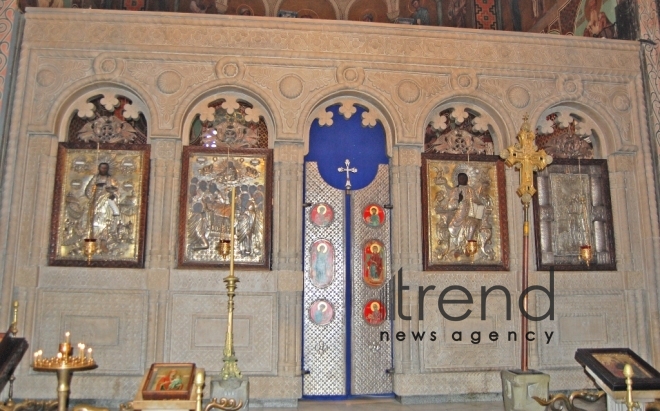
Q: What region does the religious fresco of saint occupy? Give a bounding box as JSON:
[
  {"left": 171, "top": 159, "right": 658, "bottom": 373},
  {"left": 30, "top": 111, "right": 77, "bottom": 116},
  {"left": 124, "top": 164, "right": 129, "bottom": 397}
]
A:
[
  {"left": 309, "top": 239, "right": 334, "bottom": 288},
  {"left": 363, "top": 240, "right": 386, "bottom": 287},
  {"left": 309, "top": 299, "right": 334, "bottom": 325},
  {"left": 310, "top": 203, "right": 334, "bottom": 227},
  {"left": 49, "top": 143, "right": 150, "bottom": 267},
  {"left": 421, "top": 154, "right": 509, "bottom": 271},
  {"left": 362, "top": 204, "right": 385, "bottom": 228},
  {"left": 575, "top": 0, "right": 617, "bottom": 37},
  {"left": 363, "top": 299, "right": 386, "bottom": 325},
  {"left": 177, "top": 146, "right": 272, "bottom": 269}
]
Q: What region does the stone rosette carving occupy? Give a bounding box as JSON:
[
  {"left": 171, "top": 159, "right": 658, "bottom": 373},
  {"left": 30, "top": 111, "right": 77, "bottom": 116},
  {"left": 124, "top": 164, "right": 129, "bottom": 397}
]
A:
[
  {"left": 279, "top": 75, "right": 304, "bottom": 99},
  {"left": 451, "top": 70, "right": 478, "bottom": 92},
  {"left": 336, "top": 64, "right": 365, "bottom": 85},
  {"left": 216, "top": 58, "right": 244, "bottom": 80},
  {"left": 557, "top": 74, "right": 584, "bottom": 98},
  {"left": 506, "top": 84, "right": 531, "bottom": 109}
]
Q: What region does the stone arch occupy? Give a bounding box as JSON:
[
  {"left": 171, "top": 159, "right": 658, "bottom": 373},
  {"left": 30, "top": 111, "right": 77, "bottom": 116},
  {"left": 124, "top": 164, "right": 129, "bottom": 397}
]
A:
[
  {"left": 180, "top": 87, "right": 276, "bottom": 148},
  {"left": 533, "top": 102, "right": 620, "bottom": 158},
  {"left": 52, "top": 82, "right": 152, "bottom": 143},
  {"left": 302, "top": 89, "right": 399, "bottom": 157},
  {"left": 420, "top": 96, "right": 513, "bottom": 155}
]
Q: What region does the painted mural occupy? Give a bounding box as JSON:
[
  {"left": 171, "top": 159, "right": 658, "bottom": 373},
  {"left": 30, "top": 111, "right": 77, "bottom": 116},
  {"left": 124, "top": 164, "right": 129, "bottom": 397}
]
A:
[{"left": 10, "top": 0, "right": 640, "bottom": 38}]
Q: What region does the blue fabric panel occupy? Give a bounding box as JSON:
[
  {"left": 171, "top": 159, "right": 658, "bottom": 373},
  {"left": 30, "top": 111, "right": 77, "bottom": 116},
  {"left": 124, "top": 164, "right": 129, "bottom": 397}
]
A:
[{"left": 306, "top": 105, "right": 388, "bottom": 190}]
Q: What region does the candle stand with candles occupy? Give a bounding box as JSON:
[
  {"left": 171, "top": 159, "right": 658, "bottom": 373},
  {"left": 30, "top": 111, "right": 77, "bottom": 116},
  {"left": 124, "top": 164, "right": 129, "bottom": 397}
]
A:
[{"left": 31, "top": 332, "right": 97, "bottom": 411}]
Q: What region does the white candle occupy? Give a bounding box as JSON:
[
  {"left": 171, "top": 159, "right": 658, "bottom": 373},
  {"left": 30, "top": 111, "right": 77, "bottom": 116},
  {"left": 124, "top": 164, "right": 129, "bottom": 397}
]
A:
[
  {"left": 87, "top": 347, "right": 93, "bottom": 361},
  {"left": 65, "top": 332, "right": 70, "bottom": 344},
  {"left": 57, "top": 352, "right": 62, "bottom": 360}
]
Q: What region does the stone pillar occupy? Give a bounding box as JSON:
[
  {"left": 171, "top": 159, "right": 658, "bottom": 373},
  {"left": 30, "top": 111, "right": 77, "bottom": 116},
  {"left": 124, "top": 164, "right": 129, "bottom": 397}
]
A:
[
  {"left": 390, "top": 146, "right": 423, "bottom": 272},
  {"left": 12, "top": 134, "right": 58, "bottom": 291},
  {"left": 272, "top": 142, "right": 303, "bottom": 271},
  {"left": 277, "top": 272, "right": 303, "bottom": 376},
  {"left": 147, "top": 138, "right": 180, "bottom": 269}
]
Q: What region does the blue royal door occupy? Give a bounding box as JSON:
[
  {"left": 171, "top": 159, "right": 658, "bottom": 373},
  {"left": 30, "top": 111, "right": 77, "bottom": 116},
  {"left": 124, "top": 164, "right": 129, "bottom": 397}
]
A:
[{"left": 302, "top": 104, "right": 393, "bottom": 397}]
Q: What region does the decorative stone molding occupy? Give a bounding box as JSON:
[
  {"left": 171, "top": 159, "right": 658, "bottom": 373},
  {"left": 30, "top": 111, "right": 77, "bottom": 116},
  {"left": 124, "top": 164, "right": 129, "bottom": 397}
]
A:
[{"left": 246, "top": 65, "right": 335, "bottom": 133}]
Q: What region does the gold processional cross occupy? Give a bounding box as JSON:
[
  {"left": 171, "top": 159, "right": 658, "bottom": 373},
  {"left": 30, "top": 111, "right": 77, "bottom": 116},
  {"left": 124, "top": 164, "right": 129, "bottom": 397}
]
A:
[
  {"left": 500, "top": 115, "right": 552, "bottom": 206},
  {"left": 500, "top": 115, "right": 552, "bottom": 372}
]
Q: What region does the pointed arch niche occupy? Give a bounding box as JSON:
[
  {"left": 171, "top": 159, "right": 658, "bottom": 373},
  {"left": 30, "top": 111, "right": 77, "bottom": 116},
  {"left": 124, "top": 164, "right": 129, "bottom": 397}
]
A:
[
  {"left": 422, "top": 102, "right": 504, "bottom": 155},
  {"left": 58, "top": 88, "right": 149, "bottom": 143}
]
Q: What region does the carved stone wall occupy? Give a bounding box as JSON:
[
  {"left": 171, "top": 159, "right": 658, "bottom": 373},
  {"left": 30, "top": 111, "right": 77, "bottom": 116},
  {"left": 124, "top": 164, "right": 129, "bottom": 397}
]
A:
[{"left": 0, "top": 7, "right": 656, "bottom": 404}]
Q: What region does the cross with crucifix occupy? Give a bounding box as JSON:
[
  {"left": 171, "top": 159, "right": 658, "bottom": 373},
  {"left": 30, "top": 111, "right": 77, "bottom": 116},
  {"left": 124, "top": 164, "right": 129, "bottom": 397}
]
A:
[
  {"left": 338, "top": 159, "right": 357, "bottom": 190},
  {"left": 500, "top": 115, "right": 552, "bottom": 373}
]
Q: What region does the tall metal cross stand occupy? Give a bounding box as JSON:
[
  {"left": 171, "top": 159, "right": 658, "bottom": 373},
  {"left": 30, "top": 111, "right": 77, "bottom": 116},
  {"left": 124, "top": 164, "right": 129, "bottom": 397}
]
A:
[{"left": 500, "top": 115, "right": 552, "bottom": 371}]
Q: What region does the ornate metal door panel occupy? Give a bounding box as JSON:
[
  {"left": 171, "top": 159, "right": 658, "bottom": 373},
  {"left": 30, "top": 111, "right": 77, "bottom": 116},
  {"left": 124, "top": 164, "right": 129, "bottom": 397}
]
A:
[
  {"left": 303, "top": 162, "right": 346, "bottom": 396},
  {"left": 302, "top": 162, "right": 392, "bottom": 397},
  {"left": 351, "top": 164, "right": 392, "bottom": 395}
]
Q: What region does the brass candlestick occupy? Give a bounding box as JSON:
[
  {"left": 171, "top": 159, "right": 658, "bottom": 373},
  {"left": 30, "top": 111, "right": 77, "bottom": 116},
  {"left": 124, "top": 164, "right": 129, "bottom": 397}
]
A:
[
  {"left": 195, "top": 370, "right": 205, "bottom": 411},
  {"left": 501, "top": 114, "right": 552, "bottom": 371},
  {"left": 32, "top": 332, "right": 97, "bottom": 411},
  {"left": 624, "top": 364, "right": 640, "bottom": 411},
  {"left": 220, "top": 186, "right": 242, "bottom": 381}
]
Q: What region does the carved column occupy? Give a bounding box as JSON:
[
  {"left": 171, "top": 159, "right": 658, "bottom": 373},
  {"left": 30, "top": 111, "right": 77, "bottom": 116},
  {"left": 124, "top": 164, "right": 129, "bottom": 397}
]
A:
[
  {"left": 147, "top": 139, "right": 180, "bottom": 269},
  {"left": 277, "top": 273, "right": 303, "bottom": 376},
  {"left": 13, "top": 135, "right": 59, "bottom": 291},
  {"left": 608, "top": 154, "right": 636, "bottom": 271},
  {"left": 272, "top": 143, "right": 304, "bottom": 271},
  {"left": 390, "top": 146, "right": 423, "bottom": 272}
]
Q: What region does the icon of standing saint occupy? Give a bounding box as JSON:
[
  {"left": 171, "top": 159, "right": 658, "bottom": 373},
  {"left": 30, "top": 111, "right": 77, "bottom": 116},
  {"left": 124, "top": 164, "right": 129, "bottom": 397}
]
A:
[
  {"left": 362, "top": 204, "right": 385, "bottom": 227},
  {"left": 363, "top": 240, "right": 385, "bottom": 287},
  {"left": 310, "top": 239, "right": 334, "bottom": 288}
]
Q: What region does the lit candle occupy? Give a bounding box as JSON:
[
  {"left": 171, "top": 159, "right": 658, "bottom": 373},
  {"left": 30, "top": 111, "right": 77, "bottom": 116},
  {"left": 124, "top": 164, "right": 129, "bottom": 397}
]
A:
[
  {"left": 87, "top": 347, "right": 93, "bottom": 361},
  {"left": 57, "top": 352, "right": 62, "bottom": 360},
  {"left": 79, "top": 343, "right": 85, "bottom": 359},
  {"left": 65, "top": 332, "right": 70, "bottom": 344},
  {"left": 34, "top": 352, "right": 39, "bottom": 363}
]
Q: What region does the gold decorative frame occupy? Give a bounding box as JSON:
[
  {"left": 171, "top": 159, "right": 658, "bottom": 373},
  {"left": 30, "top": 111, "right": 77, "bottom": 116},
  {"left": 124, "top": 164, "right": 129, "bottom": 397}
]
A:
[
  {"left": 178, "top": 146, "right": 272, "bottom": 269},
  {"left": 48, "top": 143, "right": 150, "bottom": 268},
  {"left": 421, "top": 153, "right": 509, "bottom": 271},
  {"left": 141, "top": 363, "right": 196, "bottom": 400}
]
